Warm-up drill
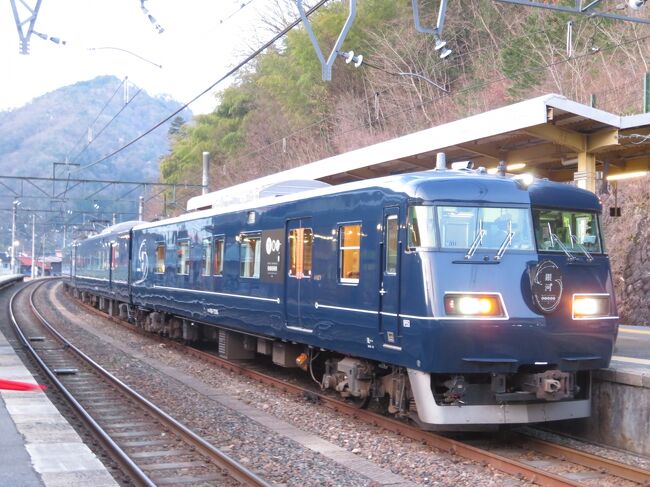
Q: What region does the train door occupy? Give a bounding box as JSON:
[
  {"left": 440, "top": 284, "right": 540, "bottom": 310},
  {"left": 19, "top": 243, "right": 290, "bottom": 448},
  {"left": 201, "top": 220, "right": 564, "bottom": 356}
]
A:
[
  {"left": 380, "top": 207, "right": 401, "bottom": 347},
  {"left": 285, "top": 218, "right": 314, "bottom": 332}
]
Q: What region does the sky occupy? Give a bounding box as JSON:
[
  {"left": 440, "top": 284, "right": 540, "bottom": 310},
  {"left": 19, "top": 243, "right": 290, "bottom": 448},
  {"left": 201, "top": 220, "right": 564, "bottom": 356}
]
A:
[{"left": 1, "top": 0, "right": 292, "bottom": 115}]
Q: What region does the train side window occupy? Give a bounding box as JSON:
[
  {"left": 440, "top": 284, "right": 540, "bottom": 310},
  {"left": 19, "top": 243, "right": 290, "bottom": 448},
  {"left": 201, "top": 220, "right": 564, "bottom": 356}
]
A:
[
  {"left": 339, "top": 224, "right": 361, "bottom": 283},
  {"left": 289, "top": 228, "right": 313, "bottom": 278},
  {"left": 176, "top": 239, "right": 190, "bottom": 275},
  {"left": 385, "top": 215, "right": 398, "bottom": 274},
  {"left": 408, "top": 207, "right": 437, "bottom": 249},
  {"left": 201, "top": 238, "right": 212, "bottom": 276},
  {"left": 111, "top": 243, "right": 118, "bottom": 270},
  {"left": 155, "top": 242, "right": 165, "bottom": 274},
  {"left": 240, "top": 234, "right": 261, "bottom": 278},
  {"left": 213, "top": 237, "right": 225, "bottom": 276}
]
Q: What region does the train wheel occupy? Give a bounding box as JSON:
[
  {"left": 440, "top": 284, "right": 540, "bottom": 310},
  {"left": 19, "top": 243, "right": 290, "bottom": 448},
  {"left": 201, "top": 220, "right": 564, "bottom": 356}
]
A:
[{"left": 347, "top": 395, "right": 370, "bottom": 409}]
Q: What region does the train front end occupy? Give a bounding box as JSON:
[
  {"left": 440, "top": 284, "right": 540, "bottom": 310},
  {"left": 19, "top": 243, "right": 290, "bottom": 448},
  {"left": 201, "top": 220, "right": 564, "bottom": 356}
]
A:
[{"left": 402, "top": 174, "right": 618, "bottom": 427}]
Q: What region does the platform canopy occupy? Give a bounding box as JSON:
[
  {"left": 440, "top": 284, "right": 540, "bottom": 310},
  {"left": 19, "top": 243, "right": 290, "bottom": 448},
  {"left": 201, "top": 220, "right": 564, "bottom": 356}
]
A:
[{"left": 188, "top": 94, "right": 650, "bottom": 211}]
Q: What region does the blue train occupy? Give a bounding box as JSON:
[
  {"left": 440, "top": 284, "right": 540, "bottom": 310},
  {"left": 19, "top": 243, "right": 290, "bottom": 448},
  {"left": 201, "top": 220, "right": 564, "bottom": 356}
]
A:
[{"left": 68, "top": 165, "right": 618, "bottom": 428}]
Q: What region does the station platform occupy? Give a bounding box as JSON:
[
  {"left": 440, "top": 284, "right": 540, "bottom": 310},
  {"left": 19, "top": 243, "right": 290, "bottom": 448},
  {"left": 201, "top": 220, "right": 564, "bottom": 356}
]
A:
[
  {"left": 555, "top": 325, "right": 650, "bottom": 458},
  {"left": 0, "top": 283, "right": 117, "bottom": 486}
]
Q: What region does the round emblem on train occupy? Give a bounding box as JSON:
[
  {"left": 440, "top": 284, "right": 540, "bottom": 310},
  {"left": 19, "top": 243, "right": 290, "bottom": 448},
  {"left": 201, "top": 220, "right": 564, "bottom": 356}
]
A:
[{"left": 531, "top": 260, "right": 563, "bottom": 313}]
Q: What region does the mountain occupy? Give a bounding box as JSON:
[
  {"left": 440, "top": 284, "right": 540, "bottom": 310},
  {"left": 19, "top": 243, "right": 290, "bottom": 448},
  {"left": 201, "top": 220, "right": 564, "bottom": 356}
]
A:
[{"left": 0, "top": 75, "right": 191, "bottom": 184}]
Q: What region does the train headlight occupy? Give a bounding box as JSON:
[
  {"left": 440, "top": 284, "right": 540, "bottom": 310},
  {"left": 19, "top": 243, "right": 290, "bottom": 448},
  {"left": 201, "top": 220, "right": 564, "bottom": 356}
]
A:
[
  {"left": 444, "top": 293, "right": 506, "bottom": 317},
  {"left": 572, "top": 294, "right": 610, "bottom": 319}
]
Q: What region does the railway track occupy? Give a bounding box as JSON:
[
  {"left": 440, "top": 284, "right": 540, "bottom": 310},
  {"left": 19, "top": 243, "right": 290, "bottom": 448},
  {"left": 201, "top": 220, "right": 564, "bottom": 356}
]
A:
[
  {"left": 10, "top": 280, "right": 271, "bottom": 487},
  {"left": 61, "top": 280, "right": 650, "bottom": 487}
]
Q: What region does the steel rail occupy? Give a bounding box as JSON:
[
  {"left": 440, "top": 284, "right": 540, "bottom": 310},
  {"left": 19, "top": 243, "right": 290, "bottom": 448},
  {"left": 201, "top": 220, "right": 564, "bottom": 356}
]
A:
[
  {"left": 9, "top": 281, "right": 155, "bottom": 487},
  {"left": 67, "top": 282, "right": 649, "bottom": 487},
  {"left": 511, "top": 432, "right": 650, "bottom": 485},
  {"left": 20, "top": 280, "right": 272, "bottom": 487}
]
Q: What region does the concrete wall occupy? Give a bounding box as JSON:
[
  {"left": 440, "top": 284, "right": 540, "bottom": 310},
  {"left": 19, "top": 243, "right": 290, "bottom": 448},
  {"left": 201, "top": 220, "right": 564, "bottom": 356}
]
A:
[{"left": 549, "top": 368, "right": 650, "bottom": 456}]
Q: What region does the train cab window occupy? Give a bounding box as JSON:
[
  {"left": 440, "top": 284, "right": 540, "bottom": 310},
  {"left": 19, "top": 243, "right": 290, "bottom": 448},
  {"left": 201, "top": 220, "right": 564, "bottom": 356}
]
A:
[
  {"left": 385, "top": 215, "right": 398, "bottom": 274},
  {"left": 176, "top": 239, "right": 190, "bottom": 275},
  {"left": 214, "top": 237, "right": 225, "bottom": 276},
  {"left": 408, "top": 206, "right": 437, "bottom": 249},
  {"left": 201, "top": 238, "right": 212, "bottom": 276},
  {"left": 339, "top": 224, "right": 361, "bottom": 283},
  {"left": 240, "top": 234, "right": 261, "bottom": 278},
  {"left": 155, "top": 243, "right": 165, "bottom": 273},
  {"left": 437, "top": 206, "right": 534, "bottom": 251},
  {"left": 533, "top": 209, "right": 602, "bottom": 254},
  {"left": 289, "top": 228, "right": 313, "bottom": 278}
]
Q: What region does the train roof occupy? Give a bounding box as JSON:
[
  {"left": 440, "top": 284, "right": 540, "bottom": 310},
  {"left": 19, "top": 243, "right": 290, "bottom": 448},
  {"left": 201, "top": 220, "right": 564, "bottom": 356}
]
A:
[
  {"left": 134, "top": 170, "right": 600, "bottom": 232},
  {"left": 75, "top": 220, "right": 143, "bottom": 243}
]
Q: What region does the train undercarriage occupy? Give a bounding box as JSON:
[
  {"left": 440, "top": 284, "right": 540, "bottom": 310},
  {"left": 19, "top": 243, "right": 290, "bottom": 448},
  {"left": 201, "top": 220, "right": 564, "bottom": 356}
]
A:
[{"left": 71, "top": 288, "right": 591, "bottom": 428}]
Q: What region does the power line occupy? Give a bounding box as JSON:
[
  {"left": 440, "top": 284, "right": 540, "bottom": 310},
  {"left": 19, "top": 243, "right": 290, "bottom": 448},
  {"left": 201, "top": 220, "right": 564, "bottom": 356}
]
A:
[
  {"left": 66, "top": 78, "right": 126, "bottom": 162},
  {"left": 77, "top": 0, "right": 331, "bottom": 175},
  {"left": 219, "top": 0, "right": 258, "bottom": 25},
  {"left": 224, "top": 16, "right": 604, "bottom": 165},
  {"left": 70, "top": 88, "right": 143, "bottom": 165}
]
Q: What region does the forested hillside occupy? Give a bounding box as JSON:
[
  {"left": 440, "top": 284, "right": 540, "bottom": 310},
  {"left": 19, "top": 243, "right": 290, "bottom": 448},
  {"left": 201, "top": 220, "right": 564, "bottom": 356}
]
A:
[
  {"left": 0, "top": 75, "right": 190, "bottom": 183},
  {"left": 161, "top": 0, "right": 648, "bottom": 203}
]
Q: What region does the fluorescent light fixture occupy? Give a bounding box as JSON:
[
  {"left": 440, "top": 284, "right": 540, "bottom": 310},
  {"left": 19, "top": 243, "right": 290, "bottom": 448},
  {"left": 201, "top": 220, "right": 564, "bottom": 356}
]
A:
[
  {"left": 487, "top": 163, "right": 527, "bottom": 174},
  {"left": 506, "top": 163, "right": 526, "bottom": 171},
  {"left": 606, "top": 171, "right": 648, "bottom": 181},
  {"left": 513, "top": 173, "right": 534, "bottom": 186}
]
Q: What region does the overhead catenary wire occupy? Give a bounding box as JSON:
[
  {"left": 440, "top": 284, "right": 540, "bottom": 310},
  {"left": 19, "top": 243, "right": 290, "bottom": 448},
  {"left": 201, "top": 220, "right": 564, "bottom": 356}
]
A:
[
  {"left": 81, "top": 4, "right": 588, "bottom": 174},
  {"left": 77, "top": 0, "right": 331, "bottom": 174},
  {"left": 70, "top": 88, "right": 144, "bottom": 165},
  {"left": 224, "top": 15, "right": 612, "bottom": 165},
  {"left": 219, "top": 0, "right": 258, "bottom": 25},
  {"left": 65, "top": 78, "right": 126, "bottom": 162}
]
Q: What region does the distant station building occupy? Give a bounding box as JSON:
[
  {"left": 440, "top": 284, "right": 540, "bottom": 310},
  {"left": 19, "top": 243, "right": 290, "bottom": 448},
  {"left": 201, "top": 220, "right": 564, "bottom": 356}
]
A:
[
  {"left": 19, "top": 255, "right": 62, "bottom": 276},
  {"left": 0, "top": 252, "right": 10, "bottom": 275},
  {"left": 189, "top": 93, "right": 650, "bottom": 211}
]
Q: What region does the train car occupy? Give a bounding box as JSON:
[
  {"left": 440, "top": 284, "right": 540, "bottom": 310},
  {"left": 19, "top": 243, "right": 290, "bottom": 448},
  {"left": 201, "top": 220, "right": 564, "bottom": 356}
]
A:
[
  {"left": 119, "top": 167, "right": 617, "bottom": 428},
  {"left": 71, "top": 221, "right": 137, "bottom": 306}
]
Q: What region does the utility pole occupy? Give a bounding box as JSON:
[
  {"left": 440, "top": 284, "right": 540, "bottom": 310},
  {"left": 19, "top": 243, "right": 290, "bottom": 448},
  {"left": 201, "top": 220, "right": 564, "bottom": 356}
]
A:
[
  {"left": 138, "top": 196, "right": 144, "bottom": 221},
  {"left": 10, "top": 0, "right": 43, "bottom": 54},
  {"left": 11, "top": 201, "right": 18, "bottom": 275},
  {"left": 31, "top": 215, "right": 36, "bottom": 279}
]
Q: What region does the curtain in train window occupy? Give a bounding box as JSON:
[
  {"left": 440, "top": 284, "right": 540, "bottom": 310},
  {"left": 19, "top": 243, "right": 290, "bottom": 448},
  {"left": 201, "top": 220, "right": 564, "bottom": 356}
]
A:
[
  {"left": 155, "top": 242, "right": 165, "bottom": 274},
  {"left": 201, "top": 238, "right": 212, "bottom": 276},
  {"left": 240, "top": 234, "right": 261, "bottom": 278},
  {"left": 176, "top": 239, "right": 190, "bottom": 275},
  {"left": 214, "top": 237, "right": 225, "bottom": 276},
  {"left": 385, "top": 215, "right": 398, "bottom": 274},
  {"left": 111, "top": 243, "right": 118, "bottom": 270},
  {"left": 288, "top": 228, "right": 313, "bottom": 278},
  {"left": 339, "top": 224, "right": 361, "bottom": 283}
]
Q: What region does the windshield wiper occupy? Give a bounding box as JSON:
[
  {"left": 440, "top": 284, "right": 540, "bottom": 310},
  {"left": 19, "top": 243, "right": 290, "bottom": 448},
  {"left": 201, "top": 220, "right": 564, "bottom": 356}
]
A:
[
  {"left": 494, "top": 221, "right": 514, "bottom": 261},
  {"left": 570, "top": 235, "right": 594, "bottom": 262},
  {"left": 465, "top": 220, "right": 485, "bottom": 260},
  {"left": 547, "top": 222, "right": 576, "bottom": 261}
]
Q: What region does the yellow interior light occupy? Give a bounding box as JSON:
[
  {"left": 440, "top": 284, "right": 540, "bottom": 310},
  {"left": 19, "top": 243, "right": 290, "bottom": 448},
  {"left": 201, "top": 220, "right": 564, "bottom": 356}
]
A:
[{"left": 606, "top": 171, "right": 648, "bottom": 181}]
